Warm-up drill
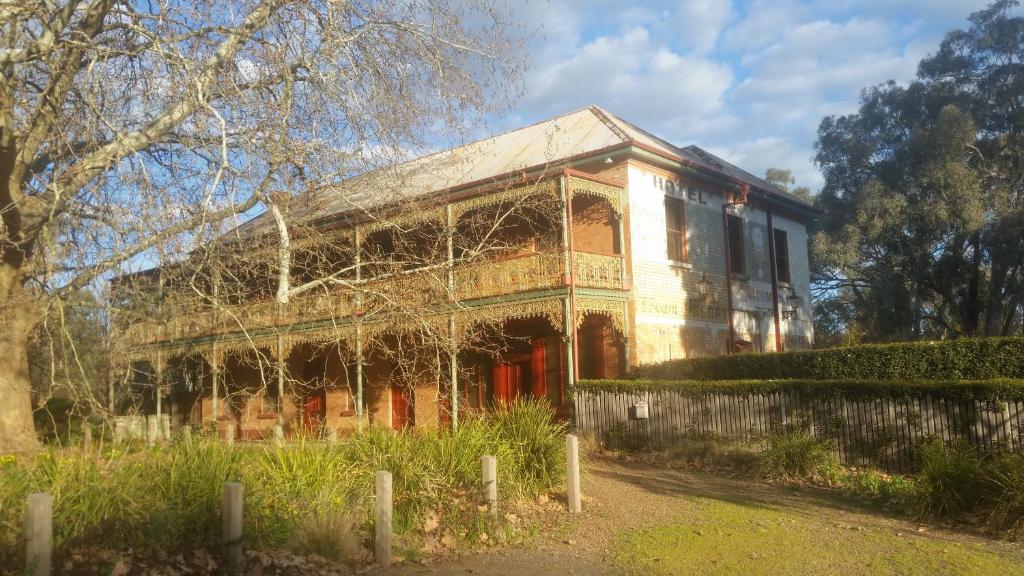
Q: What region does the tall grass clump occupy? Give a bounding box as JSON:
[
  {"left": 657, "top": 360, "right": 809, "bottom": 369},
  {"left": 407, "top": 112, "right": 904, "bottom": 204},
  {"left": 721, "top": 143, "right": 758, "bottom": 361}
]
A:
[
  {"left": 911, "top": 440, "right": 1024, "bottom": 539},
  {"left": 760, "top": 431, "right": 839, "bottom": 482},
  {"left": 911, "top": 439, "right": 985, "bottom": 518},
  {"left": 0, "top": 398, "right": 568, "bottom": 567},
  {"left": 986, "top": 451, "right": 1024, "bottom": 539}
]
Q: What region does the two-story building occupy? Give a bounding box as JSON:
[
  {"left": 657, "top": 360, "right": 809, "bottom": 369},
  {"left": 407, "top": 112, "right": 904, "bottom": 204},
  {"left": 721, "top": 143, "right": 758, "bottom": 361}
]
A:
[{"left": 112, "top": 106, "right": 818, "bottom": 438}]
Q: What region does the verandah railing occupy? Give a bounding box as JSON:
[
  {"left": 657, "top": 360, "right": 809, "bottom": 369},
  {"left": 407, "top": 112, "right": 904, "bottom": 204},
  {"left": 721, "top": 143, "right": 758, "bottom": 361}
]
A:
[{"left": 116, "top": 251, "right": 627, "bottom": 347}]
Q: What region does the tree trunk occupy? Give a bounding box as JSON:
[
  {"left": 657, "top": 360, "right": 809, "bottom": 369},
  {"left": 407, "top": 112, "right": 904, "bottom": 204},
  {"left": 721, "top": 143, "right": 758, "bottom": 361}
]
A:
[{"left": 0, "top": 266, "right": 40, "bottom": 454}]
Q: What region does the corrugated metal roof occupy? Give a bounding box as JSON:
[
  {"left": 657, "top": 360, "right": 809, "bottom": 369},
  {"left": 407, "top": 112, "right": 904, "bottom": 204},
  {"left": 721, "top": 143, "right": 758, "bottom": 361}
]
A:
[{"left": 235, "top": 105, "right": 812, "bottom": 237}]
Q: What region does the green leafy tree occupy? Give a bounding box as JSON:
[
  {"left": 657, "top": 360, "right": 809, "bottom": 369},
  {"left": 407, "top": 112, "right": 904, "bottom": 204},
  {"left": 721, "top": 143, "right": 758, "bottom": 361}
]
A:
[{"left": 813, "top": 1, "right": 1024, "bottom": 341}]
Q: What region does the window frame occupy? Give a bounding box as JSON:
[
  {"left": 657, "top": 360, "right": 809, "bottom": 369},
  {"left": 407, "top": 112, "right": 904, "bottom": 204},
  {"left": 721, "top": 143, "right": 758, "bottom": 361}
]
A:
[
  {"left": 664, "top": 195, "right": 688, "bottom": 263},
  {"left": 727, "top": 214, "right": 746, "bottom": 275},
  {"left": 773, "top": 228, "right": 791, "bottom": 284}
]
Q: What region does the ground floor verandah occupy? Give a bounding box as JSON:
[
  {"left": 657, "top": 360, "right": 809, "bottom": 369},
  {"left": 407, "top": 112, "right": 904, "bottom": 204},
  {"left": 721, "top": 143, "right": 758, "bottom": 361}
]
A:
[{"left": 119, "top": 296, "right": 627, "bottom": 440}]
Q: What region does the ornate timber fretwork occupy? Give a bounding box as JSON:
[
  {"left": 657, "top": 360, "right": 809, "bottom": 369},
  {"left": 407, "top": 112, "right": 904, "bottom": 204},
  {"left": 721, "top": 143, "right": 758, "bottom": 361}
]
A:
[
  {"left": 361, "top": 206, "right": 446, "bottom": 235},
  {"left": 575, "top": 297, "right": 626, "bottom": 335},
  {"left": 452, "top": 298, "right": 565, "bottom": 344},
  {"left": 449, "top": 179, "right": 558, "bottom": 220},
  {"left": 569, "top": 176, "right": 622, "bottom": 214}
]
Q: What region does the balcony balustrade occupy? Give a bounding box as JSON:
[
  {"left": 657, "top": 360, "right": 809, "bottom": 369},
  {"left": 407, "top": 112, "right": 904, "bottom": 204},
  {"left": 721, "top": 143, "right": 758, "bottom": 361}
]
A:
[{"left": 114, "top": 250, "right": 626, "bottom": 347}]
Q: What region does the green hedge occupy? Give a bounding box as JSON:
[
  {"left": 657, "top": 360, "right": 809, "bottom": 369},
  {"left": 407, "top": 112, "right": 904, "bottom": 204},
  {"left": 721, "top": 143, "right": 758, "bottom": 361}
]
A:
[
  {"left": 631, "top": 337, "right": 1024, "bottom": 381},
  {"left": 577, "top": 378, "right": 1024, "bottom": 401}
]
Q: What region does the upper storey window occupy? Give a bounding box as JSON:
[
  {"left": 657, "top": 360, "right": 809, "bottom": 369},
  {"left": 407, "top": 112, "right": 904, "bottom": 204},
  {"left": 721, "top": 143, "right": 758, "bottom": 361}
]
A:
[
  {"left": 727, "top": 214, "right": 745, "bottom": 275},
  {"left": 774, "top": 228, "right": 791, "bottom": 284},
  {"left": 665, "top": 196, "right": 687, "bottom": 262}
]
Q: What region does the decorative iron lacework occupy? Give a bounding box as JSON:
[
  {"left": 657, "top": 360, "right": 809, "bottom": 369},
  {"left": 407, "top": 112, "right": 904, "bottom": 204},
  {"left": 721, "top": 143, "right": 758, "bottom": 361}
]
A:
[
  {"left": 575, "top": 297, "right": 626, "bottom": 335},
  {"left": 361, "top": 206, "right": 446, "bottom": 235},
  {"left": 453, "top": 298, "right": 565, "bottom": 344},
  {"left": 570, "top": 176, "right": 622, "bottom": 213},
  {"left": 449, "top": 180, "right": 559, "bottom": 220}
]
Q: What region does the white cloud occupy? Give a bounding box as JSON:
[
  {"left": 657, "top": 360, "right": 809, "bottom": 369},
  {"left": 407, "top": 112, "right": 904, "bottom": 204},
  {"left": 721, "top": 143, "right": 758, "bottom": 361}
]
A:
[
  {"left": 709, "top": 137, "right": 822, "bottom": 191},
  {"left": 520, "top": 26, "right": 733, "bottom": 137},
  {"left": 500, "top": 0, "right": 997, "bottom": 193}
]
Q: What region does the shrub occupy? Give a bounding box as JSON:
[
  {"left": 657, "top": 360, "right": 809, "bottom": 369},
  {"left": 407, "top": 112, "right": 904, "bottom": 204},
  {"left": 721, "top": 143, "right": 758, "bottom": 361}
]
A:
[
  {"left": 577, "top": 378, "right": 1024, "bottom": 402},
  {"left": 983, "top": 451, "right": 1024, "bottom": 539},
  {"left": 0, "top": 399, "right": 567, "bottom": 566},
  {"left": 911, "top": 439, "right": 985, "bottom": 518},
  {"left": 761, "top": 432, "right": 840, "bottom": 482},
  {"left": 631, "top": 336, "right": 1024, "bottom": 382}
]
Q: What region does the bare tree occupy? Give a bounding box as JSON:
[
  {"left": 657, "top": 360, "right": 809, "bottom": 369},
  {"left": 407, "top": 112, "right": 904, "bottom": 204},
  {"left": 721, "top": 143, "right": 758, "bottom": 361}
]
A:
[{"left": 0, "top": 0, "right": 523, "bottom": 453}]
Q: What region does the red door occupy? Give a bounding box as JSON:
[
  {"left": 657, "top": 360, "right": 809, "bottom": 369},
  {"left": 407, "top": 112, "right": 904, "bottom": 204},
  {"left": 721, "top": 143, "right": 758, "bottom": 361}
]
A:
[
  {"left": 493, "top": 362, "right": 526, "bottom": 404},
  {"left": 391, "top": 386, "right": 413, "bottom": 429},
  {"left": 303, "top": 391, "right": 326, "bottom": 434},
  {"left": 530, "top": 339, "right": 547, "bottom": 398}
]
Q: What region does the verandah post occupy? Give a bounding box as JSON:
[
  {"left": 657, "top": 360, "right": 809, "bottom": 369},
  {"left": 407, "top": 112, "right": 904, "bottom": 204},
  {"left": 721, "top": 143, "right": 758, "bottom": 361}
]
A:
[
  {"left": 354, "top": 226, "right": 365, "bottom": 433},
  {"left": 445, "top": 204, "right": 459, "bottom": 429}
]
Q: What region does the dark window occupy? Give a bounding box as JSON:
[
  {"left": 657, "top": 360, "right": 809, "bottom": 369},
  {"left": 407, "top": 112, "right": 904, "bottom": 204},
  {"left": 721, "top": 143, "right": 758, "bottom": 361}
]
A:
[
  {"left": 727, "top": 214, "right": 745, "bottom": 275},
  {"left": 773, "top": 228, "right": 791, "bottom": 283},
  {"left": 665, "top": 196, "right": 687, "bottom": 262}
]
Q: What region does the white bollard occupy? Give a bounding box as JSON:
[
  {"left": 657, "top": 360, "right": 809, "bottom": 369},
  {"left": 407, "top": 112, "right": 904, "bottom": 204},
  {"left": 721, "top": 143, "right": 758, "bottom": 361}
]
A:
[
  {"left": 222, "top": 482, "right": 244, "bottom": 568},
  {"left": 481, "top": 455, "right": 498, "bottom": 519},
  {"left": 566, "top": 434, "right": 582, "bottom": 514},
  {"left": 25, "top": 493, "right": 53, "bottom": 576},
  {"left": 146, "top": 415, "right": 159, "bottom": 447},
  {"left": 225, "top": 423, "right": 235, "bottom": 446},
  {"left": 160, "top": 414, "right": 172, "bottom": 441},
  {"left": 375, "top": 471, "right": 393, "bottom": 566},
  {"left": 113, "top": 420, "right": 125, "bottom": 444},
  {"left": 272, "top": 424, "right": 284, "bottom": 446}
]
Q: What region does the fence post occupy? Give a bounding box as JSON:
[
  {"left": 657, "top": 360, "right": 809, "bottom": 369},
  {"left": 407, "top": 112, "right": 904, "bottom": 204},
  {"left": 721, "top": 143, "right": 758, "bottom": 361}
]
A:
[
  {"left": 181, "top": 424, "right": 193, "bottom": 443},
  {"left": 326, "top": 427, "right": 338, "bottom": 445},
  {"left": 375, "top": 471, "right": 392, "bottom": 566},
  {"left": 25, "top": 493, "right": 53, "bottom": 576},
  {"left": 222, "top": 482, "right": 244, "bottom": 569},
  {"left": 481, "top": 455, "right": 497, "bottom": 519},
  {"left": 566, "top": 434, "right": 582, "bottom": 514},
  {"left": 272, "top": 424, "right": 284, "bottom": 446},
  {"left": 82, "top": 426, "right": 92, "bottom": 452},
  {"left": 225, "top": 423, "right": 235, "bottom": 447}
]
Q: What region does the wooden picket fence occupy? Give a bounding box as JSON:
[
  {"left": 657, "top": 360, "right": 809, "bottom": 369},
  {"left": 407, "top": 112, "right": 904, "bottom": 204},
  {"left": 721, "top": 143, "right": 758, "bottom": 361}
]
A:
[{"left": 575, "top": 389, "right": 1024, "bottom": 472}]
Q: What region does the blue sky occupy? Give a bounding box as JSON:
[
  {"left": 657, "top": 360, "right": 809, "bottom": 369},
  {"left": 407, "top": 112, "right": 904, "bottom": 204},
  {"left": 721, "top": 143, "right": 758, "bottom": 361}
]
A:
[{"left": 493, "top": 0, "right": 1001, "bottom": 191}]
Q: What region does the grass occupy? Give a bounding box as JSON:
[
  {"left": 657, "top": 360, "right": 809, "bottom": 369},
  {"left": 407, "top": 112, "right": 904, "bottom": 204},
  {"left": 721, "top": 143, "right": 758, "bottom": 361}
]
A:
[
  {"left": 0, "top": 399, "right": 566, "bottom": 568},
  {"left": 615, "top": 498, "right": 1024, "bottom": 576},
  {"left": 760, "top": 431, "right": 840, "bottom": 482}
]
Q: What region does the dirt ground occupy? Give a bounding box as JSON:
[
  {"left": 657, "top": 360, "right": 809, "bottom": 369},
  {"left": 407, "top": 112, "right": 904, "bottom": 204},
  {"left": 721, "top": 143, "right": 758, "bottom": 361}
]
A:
[{"left": 384, "top": 456, "right": 1024, "bottom": 576}]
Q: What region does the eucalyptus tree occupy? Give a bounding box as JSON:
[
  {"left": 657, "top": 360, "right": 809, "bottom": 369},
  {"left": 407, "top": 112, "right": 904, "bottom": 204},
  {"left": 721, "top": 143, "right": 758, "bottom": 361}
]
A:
[
  {"left": 0, "top": 0, "right": 523, "bottom": 453},
  {"left": 813, "top": 0, "right": 1024, "bottom": 341}
]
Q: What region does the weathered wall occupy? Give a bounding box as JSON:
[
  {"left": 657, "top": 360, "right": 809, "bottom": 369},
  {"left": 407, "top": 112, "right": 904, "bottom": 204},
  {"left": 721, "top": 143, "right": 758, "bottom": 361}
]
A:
[{"left": 624, "top": 160, "right": 813, "bottom": 366}]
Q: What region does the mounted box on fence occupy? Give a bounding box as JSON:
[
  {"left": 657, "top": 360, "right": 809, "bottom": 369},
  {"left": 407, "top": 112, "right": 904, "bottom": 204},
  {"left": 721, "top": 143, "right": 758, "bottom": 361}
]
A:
[{"left": 629, "top": 402, "right": 649, "bottom": 420}]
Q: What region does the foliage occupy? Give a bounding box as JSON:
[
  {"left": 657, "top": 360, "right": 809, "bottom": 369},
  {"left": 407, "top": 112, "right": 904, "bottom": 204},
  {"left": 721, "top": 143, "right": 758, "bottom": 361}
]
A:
[
  {"left": 578, "top": 378, "right": 1024, "bottom": 401},
  {"left": 760, "top": 432, "right": 840, "bottom": 482},
  {"left": 910, "top": 440, "right": 986, "bottom": 517},
  {"left": 629, "top": 336, "right": 1024, "bottom": 381},
  {"left": 0, "top": 400, "right": 565, "bottom": 566},
  {"left": 910, "top": 440, "right": 1024, "bottom": 539},
  {"left": 812, "top": 1, "right": 1024, "bottom": 341}
]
